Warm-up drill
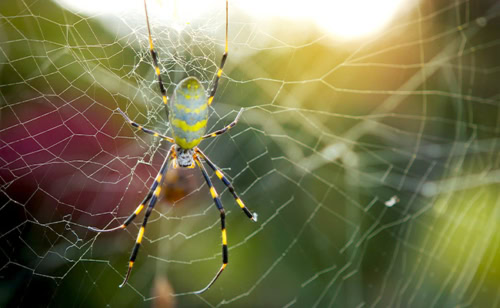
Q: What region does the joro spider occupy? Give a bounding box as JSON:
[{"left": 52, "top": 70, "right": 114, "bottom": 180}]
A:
[{"left": 89, "top": 0, "right": 257, "bottom": 294}]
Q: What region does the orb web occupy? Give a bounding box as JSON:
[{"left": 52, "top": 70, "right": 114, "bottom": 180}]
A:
[{"left": 1, "top": 0, "right": 499, "bottom": 307}]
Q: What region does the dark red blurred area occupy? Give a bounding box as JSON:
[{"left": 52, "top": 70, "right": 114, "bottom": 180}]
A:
[
  {"left": 0, "top": 95, "right": 197, "bottom": 235},
  {"left": 0, "top": 91, "right": 200, "bottom": 306}
]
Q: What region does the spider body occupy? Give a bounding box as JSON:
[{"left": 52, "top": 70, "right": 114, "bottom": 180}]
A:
[
  {"left": 170, "top": 77, "right": 208, "bottom": 150},
  {"left": 89, "top": 0, "right": 258, "bottom": 295},
  {"left": 174, "top": 146, "right": 195, "bottom": 168}
]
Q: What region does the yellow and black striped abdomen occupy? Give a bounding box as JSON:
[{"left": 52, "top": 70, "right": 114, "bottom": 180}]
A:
[{"left": 169, "top": 77, "right": 209, "bottom": 149}]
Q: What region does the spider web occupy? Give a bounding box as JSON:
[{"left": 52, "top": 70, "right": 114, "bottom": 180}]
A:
[{"left": 1, "top": 0, "right": 500, "bottom": 307}]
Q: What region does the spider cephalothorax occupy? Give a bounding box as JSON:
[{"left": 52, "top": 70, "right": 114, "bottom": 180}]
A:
[{"left": 174, "top": 146, "right": 195, "bottom": 168}]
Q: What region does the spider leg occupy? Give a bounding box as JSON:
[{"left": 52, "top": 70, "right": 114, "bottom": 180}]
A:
[
  {"left": 144, "top": 0, "right": 169, "bottom": 113},
  {"left": 119, "top": 145, "right": 174, "bottom": 288},
  {"left": 88, "top": 190, "right": 153, "bottom": 233},
  {"left": 207, "top": 0, "right": 229, "bottom": 106},
  {"left": 117, "top": 108, "right": 174, "bottom": 143},
  {"left": 193, "top": 157, "right": 228, "bottom": 294},
  {"left": 202, "top": 108, "right": 243, "bottom": 139},
  {"left": 196, "top": 148, "right": 257, "bottom": 222},
  {"left": 89, "top": 146, "right": 174, "bottom": 233}
]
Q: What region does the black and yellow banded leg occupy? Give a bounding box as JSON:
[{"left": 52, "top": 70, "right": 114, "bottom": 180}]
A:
[
  {"left": 88, "top": 147, "right": 174, "bottom": 233},
  {"left": 194, "top": 157, "right": 228, "bottom": 294},
  {"left": 202, "top": 108, "right": 243, "bottom": 139},
  {"left": 207, "top": 0, "right": 229, "bottom": 106},
  {"left": 117, "top": 108, "right": 174, "bottom": 143},
  {"left": 119, "top": 145, "right": 174, "bottom": 288},
  {"left": 88, "top": 190, "right": 153, "bottom": 233},
  {"left": 143, "top": 0, "right": 169, "bottom": 111},
  {"left": 196, "top": 149, "right": 257, "bottom": 222}
]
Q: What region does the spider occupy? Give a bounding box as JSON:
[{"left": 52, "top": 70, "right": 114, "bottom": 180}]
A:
[{"left": 88, "top": 0, "right": 257, "bottom": 294}]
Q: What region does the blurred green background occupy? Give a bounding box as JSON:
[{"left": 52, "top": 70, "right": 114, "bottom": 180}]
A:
[{"left": 1, "top": 0, "right": 499, "bottom": 307}]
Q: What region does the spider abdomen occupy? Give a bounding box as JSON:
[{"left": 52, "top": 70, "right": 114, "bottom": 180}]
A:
[{"left": 170, "top": 77, "right": 209, "bottom": 149}]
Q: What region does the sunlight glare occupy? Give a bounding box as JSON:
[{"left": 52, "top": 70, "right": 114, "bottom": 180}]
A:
[
  {"left": 236, "top": 0, "right": 413, "bottom": 39},
  {"left": 57, "top": 0, "right": 413, "bottom": 39},
  {"left": 57, "top": 0, "right": 213, "bottom": 31}
]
